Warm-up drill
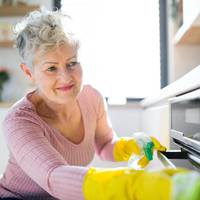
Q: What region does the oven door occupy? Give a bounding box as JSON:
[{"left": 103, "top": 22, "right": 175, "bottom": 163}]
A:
[
  {"left": 170, "top": 88, "right": 200, "bottom": 149},
  {"left": 157, "top": 88, "right": 200, "bottom": 171}
]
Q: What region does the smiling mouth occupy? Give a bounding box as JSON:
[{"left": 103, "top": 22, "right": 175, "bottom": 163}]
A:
[{"left": 56, "top": 84, "right": 74, "bottom": 91}]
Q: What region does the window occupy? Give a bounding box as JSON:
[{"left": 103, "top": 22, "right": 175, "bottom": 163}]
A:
[{"left": 61, "top": 0, "right": 161, "bottom": 101}]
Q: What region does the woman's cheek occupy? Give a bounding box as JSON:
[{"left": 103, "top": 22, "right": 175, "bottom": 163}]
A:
[{"left": 77, "top": 67, "right": 83, "bottom": 81}]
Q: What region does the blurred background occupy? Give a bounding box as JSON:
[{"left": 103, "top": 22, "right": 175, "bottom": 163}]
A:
[{"left": 1, "top": 0, "right": 200, "bottom": 171}]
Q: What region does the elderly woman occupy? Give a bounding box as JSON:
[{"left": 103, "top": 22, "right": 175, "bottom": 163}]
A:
[{"left": 0, "top": 9, "right": 200, "bottom": 200}]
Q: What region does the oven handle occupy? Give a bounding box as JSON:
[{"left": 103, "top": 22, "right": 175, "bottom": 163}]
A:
[
  {"left": 157, "top": 150, "right": 188, "bottom": 169},
  {"left": 169, "top": 88, "right": 200, "bottom": 103},
  {"left": 159, "top": 150, "right": 188, "bottom": 159}
]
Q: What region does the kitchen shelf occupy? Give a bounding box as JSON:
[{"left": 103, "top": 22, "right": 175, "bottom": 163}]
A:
[
  {"left": 0, "top": 5, "right": 40, "bottom": 16},
  {"left": 175, "top": 5, "right": 200, "bottom": 45},
  {"left": 0, "top": 41, "right": 14, "bottom": 48},
  {"left": 175, "top": 23, "right": 200, "bottom": 45}
]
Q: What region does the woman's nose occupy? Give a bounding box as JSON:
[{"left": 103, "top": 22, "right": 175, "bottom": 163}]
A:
[{"left": 57, "top": 68, "right": 71, "bottom": 81}]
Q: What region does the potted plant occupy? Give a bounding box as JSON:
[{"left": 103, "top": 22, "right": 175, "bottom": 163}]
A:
[{"left": 0, "top": 67, "right": 10, "bottom": 101}]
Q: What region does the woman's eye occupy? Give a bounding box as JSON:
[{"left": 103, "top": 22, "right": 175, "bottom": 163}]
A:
[
  {"left": 66, "top": 61, "right": 79, "bottom": 69},
  {"left": 47, "top": 66, "right": 56, "bottom": 72}
]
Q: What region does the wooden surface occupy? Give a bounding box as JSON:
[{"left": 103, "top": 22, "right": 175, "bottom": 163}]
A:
[
  {"left": 0, "top": 5, "right": 40, "bottom": 16},
  {"left": 175, "top": 7, "right": 200, "bottom": 45},
  {"left": 0, "top": 41, "right": 14, "bottom": 48},
  {"left": 175, "top": 25, "right": 200, "bottom": 45}
]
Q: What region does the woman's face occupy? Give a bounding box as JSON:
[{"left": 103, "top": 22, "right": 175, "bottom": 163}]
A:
[{"left": 30, "top": 44, "right": 83, "bottom": 104}]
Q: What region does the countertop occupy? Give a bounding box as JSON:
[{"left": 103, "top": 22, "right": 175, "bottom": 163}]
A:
[{"left": 141, "top": 65, "right": 200, "bottom": 107}]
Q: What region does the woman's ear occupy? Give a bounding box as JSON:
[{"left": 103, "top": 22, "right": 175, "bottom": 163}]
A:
[{"left": 19, "top": 63, "right": 35, "bottom": 82}]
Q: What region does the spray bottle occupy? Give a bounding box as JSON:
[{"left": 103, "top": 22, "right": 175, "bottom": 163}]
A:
[{"left": 128, "top": 132, "right": 154, "bottom": 170}]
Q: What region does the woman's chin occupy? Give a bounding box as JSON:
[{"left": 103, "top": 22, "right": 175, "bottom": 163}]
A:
[{"left": 55, "top": 91, "right": 79, "bottom": 103}]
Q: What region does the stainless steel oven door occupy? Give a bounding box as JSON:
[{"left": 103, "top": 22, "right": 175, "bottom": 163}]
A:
[
  {"left": 169, "top": 88, "right": 200, "bottom": 147},
  {"left": 164, "top": 88, "right": 200, "bottom": 171}
]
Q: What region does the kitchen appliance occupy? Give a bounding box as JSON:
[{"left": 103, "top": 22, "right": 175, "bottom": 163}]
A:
[{"left": 158, "top": 88, "right": 200, "bottom": 171}]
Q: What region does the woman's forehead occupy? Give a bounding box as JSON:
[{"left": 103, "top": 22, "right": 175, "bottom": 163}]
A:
[
  {"left": 47, "top": 45, "right": 76, "bottom": 59},
  {"left": 51, "top": 43, "right": 77, "bottom": 56},
  {"left": 34, "top": 44, "right": 77, "bottom": 64}
]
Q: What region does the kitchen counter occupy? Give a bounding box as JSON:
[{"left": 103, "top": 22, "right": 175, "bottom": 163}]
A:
[{"left": 141, "top": 65, "right": 200, "bottom": 107}]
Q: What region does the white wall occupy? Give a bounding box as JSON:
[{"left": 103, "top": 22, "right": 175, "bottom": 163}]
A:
[
  {"left": 142, "top": 104, "right": 170, "bottom": 148},
  {"left": 108, "top": 104, "right": 142, "bottom": 137}
]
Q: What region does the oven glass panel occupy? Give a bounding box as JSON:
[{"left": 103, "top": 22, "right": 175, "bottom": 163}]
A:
[{"left": 171, "top": 98, "right": 200, "bottom": 140}]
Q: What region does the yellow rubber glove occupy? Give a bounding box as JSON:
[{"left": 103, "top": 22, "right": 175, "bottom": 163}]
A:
[
  {"left": 83, "top": 167, "right": 169, "bottom": 200},
  {"left": 113, "top": 132, "right": 166, "bottom": 168},
  {"left": 82, "top": 167, "right": 200, "bottom": 200}
]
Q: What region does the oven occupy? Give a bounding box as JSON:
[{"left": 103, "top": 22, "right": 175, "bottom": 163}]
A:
[{"left": 158, "top": 88, "right": 200, "bottom": 172}]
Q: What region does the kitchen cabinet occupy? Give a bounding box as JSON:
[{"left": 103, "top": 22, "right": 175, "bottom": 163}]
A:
[
  {"left": 174, "top": 0, "right": 200, "bottom": 45},
  {"left": 167, "top": 0, "right": 200, "bottom": 83}
]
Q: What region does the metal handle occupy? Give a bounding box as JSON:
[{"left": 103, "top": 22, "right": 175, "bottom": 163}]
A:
[
  {"left": 157, "top": 150, "right": 188, "bottom": 169},
  {"left": 169, "top": 88, "right": 200, "bottom": 103},
  {"left": 157, "top": 151, "right": 176, "bottom": 168},
  {"left": 159, "top": 150, "right": 188, "bottom": 159}
]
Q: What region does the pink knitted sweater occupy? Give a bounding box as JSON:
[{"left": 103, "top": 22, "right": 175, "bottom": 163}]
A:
[{"left": 0, "top": 85, "right": 117, "bottom": 200}]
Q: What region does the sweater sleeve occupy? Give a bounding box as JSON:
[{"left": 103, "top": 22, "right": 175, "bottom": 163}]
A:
[
  {"left": 94, "top": 90, "right": 119, "bottom": 161},
  {"left": 3, "top": 116, "right": 88, "bottom": 200}
]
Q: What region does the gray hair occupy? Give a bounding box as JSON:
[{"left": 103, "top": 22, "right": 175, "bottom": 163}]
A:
[{"left": 14, "top": 9, "right": 80, "bottom": 68}]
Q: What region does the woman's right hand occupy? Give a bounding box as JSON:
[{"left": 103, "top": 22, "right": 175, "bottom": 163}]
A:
[
  {"left": 82, "top": 167, "right": 200, "bottom": 200},
  {"left": 113, "top": 133, "right": 167, "bottom": 168}
]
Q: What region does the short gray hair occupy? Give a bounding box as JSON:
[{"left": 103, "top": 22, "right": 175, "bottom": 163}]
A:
[{"left": 14, "top": 9, "right": 80, "bottom": 68}]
